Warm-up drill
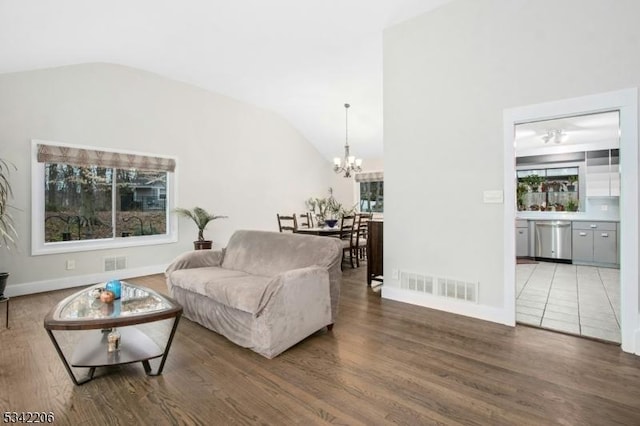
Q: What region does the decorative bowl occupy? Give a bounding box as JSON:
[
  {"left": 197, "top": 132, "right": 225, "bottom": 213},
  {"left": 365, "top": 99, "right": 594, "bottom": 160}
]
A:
[{"left": 325, "top": 219, "right": 338, "bottom": 228}]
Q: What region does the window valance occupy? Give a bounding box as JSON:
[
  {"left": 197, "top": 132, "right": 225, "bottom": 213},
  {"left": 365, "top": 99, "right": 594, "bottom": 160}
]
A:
[
  {"left": 355, "top": 171, "right": 384, "bottom": 183},
  {"left": 36, "top": 144, "right": 176, "bottom": 173}
]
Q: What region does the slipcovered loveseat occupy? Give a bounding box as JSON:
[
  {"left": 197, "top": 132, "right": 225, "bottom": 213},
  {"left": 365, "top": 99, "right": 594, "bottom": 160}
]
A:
[{"left": 165, "top": 230, "right": 342, "bottom": 358}]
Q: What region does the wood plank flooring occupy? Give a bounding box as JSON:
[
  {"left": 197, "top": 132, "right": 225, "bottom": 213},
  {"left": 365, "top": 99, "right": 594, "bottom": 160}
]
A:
[{"left": 2, "top": 266, "right": 640, "bottom": 425}]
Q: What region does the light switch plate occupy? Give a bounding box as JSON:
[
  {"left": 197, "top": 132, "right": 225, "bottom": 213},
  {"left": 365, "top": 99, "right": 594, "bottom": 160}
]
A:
[{"left": 483, "top": 190, "right": 504, "bottom": 204}]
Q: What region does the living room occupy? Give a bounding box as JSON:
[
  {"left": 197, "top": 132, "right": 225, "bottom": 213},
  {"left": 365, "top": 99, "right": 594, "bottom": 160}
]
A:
[{"left": 2, "top": 0, "right": 640, "bottom": 424}]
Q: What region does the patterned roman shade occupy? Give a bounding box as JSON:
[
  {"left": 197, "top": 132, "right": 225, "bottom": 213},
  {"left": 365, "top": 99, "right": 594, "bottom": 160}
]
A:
[
  {"left": 36, "top": 144, "right": 176, "bottom": 173},
  {"left": 354, "top": 171, "right": 384, "bottom": 183}
]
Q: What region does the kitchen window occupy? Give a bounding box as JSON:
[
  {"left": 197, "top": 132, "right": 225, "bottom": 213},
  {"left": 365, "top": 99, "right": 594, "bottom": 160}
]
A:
[
  {"left": 31, "top": 140, "right": 177, "bottom": 255},
  {"left": 516, "top": 167, "right": 579, "bottom": 212}
]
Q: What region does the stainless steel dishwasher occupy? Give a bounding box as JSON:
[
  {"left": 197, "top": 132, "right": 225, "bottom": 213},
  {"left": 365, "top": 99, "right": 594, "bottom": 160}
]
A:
[{"left": 534, "top": 221, "right": 572, "bottom": 260}]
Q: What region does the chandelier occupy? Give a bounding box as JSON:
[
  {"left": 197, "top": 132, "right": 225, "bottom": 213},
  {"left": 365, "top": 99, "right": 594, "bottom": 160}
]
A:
[{"left": 333, "top": 103, "right": 362, "bottom": 178}]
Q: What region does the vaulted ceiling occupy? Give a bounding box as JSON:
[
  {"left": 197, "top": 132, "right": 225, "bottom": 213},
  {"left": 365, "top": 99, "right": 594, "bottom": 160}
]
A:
[{"left": 0, "top": 0, "right": 452, "bottom": 161}]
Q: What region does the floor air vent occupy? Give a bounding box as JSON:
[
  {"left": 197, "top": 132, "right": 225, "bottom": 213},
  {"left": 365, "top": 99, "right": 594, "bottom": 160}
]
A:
[{"left": 399, "top": 271, "right": 478, "bottom": 303}]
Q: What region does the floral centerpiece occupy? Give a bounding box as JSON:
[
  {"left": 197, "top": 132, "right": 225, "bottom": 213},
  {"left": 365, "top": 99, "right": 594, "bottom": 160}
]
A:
[{"left": 305, "top": 188, "right": 355, "bottom": 227}]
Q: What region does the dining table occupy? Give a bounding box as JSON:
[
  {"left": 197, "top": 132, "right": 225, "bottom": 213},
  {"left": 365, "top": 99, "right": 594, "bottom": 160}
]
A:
[{"left": 294, "top": 226, "right": 341, "bottom": 237}]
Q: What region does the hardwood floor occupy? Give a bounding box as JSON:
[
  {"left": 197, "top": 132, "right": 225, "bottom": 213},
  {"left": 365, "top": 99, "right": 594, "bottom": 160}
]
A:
[{"left": 2, "top": 266, "right": 640, "bottom": 425}]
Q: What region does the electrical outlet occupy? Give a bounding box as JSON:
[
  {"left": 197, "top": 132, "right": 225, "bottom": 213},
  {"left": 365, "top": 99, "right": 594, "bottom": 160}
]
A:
[
  {"left": 392, "top": 269, "right": 399, "bottom": 279},
  {"left": 66, "top": 259, "right": 76, "bottom": 270},
  {"left": 601, "top": 204, "right": 609, "bottom": 211}
]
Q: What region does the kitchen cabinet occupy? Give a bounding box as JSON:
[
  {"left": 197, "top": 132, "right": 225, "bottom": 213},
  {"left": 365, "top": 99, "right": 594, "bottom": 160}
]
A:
[
  {"left": 367, "top": 220, "right": 383, "bottom": 286},
  {"left": 516, "top": 220, "right": 529, "bottom": 257},
  {"left": 586, "top": 149, "right": 619, "bottom": 197},
  {"left": 572, "top": 221, "right": 618, "bottom": 266}
]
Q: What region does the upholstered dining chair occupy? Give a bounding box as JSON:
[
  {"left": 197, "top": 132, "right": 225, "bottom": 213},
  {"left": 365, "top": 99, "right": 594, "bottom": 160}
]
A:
[{"left": 277, "top": 214, "right": 298, "bottom": 232}]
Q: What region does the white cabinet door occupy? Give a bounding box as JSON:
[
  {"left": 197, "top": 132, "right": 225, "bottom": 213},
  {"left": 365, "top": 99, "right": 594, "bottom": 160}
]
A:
[{"left": 586, "top": 149, "right": 620, "bottom": 197}]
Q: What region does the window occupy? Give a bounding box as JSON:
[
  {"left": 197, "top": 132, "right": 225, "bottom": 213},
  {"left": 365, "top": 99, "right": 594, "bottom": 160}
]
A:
[
  {"left": 32, "top": 140, "right": 177, "bottom": 255},
  {"left": 355, "top": 171, "right": 383, "bottom": 213},
  {"left": 516, "top": 166, "right": 579, "bottom": 212}
]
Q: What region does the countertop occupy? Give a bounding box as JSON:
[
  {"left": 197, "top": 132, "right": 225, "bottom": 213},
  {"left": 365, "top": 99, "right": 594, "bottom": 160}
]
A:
[{"left": 516, "top": 211, "right": 619, "bottom": 222}]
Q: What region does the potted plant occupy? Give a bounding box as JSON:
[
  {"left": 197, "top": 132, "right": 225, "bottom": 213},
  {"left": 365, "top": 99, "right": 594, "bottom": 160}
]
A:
[
  {"left": 174, "top": 207, "right": 227, "bottom": 250},
  {"left": 516, "top": 183, "right": 527, "bottom": 210},
  {"left": 567, "top": 175, "right": 578, "bottom": 192},
  {"left": 566, "top": 198, "right": 578, "bottom": 212},
  {"left": 306, "top": 188, "right": 340, "bottom": 227},
  {"left": 0, "top": 158, "right": 17, "bottom": 298},
  {"left": 523, "top": 174, "right": 543, "bottom": 192}
]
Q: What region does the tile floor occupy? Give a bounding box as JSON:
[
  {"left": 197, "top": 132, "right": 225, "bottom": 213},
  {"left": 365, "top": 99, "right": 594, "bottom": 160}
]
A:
[{"left": 516, "top": 261, "right": 621, "bottom": 343}]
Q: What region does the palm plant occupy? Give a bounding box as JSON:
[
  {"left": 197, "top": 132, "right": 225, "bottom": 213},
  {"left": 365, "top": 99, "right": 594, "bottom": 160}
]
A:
[
  {"left": 174, "top": 207, "right": 227, "bottom": 241},
  {"left": 0, "top": 158, "right": 17, "bottom": 247},
  {"left": 0, "top": 158, "right": 16, "bottom": 298}
]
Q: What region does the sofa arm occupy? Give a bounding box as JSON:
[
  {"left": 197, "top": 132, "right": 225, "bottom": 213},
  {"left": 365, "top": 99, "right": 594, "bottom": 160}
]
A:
[
  {"left": 256, "top": 266, "right": 329, "bottom": 314},
  {"left": 252, "top": 266, "right": 332, "bottom": 358},
  {"left": 165, "top": 249, "right": 225, "bottom": 276}
]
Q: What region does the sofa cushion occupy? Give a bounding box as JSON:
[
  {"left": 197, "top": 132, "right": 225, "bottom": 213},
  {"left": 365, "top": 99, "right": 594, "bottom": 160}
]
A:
[
  {"left": 169, "top": 266, "right": 271, "bottom": 314},
  {"left": 221, "top": 229, "right": 342, "bottom": 277}
]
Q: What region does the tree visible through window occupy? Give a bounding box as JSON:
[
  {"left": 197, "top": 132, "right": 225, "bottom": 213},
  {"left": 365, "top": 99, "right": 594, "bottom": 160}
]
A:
[
  {"left": 359, "top": 181, "right": 383, "bottom": 213},
  {"left": 35, "top": 141, "right": 175, "bottom": 247},
  {"left": 44, "top": 164, "right": 167, "bottom": 242}
]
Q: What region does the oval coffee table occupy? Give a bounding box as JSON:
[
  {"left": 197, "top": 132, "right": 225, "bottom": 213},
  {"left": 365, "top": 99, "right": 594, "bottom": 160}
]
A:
[{"left": 44, "top": 282, "right": 182, "bottom": 385}]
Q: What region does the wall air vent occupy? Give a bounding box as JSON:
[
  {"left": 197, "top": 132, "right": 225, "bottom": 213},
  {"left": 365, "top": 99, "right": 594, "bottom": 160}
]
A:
[
  {"left": 399, "top": 271, "right": 435, "bottom": 294},
  {"left": 104, "top": 256, "right": 127, "bottom": 272},
  {"left": 437, "top": 278, "right": 478, "bottom": 303},
  {"left": 104, "top": 257, "right": 116, "bottom": 272},
  {"left": 399, "top": 270, "right": 478, "bottom": 303},
  {"left": 115, "top": 256, "right": 127, "bottom": 270}
]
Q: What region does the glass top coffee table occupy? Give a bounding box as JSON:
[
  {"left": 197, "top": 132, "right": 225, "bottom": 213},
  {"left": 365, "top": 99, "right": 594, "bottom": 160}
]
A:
[{"left": 44, "top": 281, "right": 182, "bottom": 385}]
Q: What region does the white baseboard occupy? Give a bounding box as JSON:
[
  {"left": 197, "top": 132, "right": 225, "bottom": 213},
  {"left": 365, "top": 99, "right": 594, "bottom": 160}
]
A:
[
  {"left": 382, "top": 286, "right": 512, "bottom": 326},
  {"left": 632, "top": 328, "right": 640, "bottom": 355},
  {"left": 4, "top": 264, "right": 169, "bottom": 297}
]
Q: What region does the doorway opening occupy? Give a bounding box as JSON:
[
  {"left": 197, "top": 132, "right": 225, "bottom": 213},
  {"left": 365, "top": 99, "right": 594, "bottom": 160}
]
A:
[
  {"left": 514, "top": 111, "right": 621, "bottom": 342},
  {"left": 503, "top": 88, "right": 639, "bottom": 354}
]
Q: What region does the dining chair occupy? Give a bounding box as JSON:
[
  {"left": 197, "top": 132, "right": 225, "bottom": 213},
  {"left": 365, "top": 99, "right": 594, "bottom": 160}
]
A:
[
  {"left": 355, "top": 212, "right": 373, "bottom": 267},
  {"left": 338, "top": 214, "right": 358, "bottom": 268},
  {"left": 298, "top": 212, "right": 313, "bottom": 229},
  {"left": 277, "top": 214, "right": 298, "bottom": 233}
]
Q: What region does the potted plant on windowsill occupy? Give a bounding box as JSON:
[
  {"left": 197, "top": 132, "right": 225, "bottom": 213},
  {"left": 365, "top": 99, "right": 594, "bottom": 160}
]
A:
[
  {"left": 0, "top": 158, "right": 17, "bottom": 298},
  {"left": 174, "top": 207, "right": 227, "bottom": 250},
  {"left": 516, "top": 183, "right": 527, "bottom": 211},
  {"left": 523, "top": 174, "right": 543, "bottom": 192}
]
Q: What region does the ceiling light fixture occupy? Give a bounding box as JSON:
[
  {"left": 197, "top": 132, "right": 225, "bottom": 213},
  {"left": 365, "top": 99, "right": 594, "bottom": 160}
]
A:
[
  {"left": 542, "top": 129, "right": 568, "bottom": 144},
  {"left": 333, "top": 103, "right": 362, "bottom": 178}
]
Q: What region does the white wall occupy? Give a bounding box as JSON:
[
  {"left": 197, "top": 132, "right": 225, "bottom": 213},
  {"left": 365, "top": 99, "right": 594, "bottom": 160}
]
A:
[
  {"left": 362, "top": 157, "right": 383, "bottom": 172},
  {"left": 0, "top": 63, "right": 351, "bottom": 294},
  {"left": 383, "top": 0, "right": 640, "bottom": 319}
]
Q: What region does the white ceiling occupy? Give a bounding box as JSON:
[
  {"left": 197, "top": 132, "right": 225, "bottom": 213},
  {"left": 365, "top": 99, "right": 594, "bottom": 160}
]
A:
[
  {"left": 0, "top": 0, "right": 452, "bottom": 161},
  {"left": 514, "top": 111, "right": 620, "bottom": 157}
]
